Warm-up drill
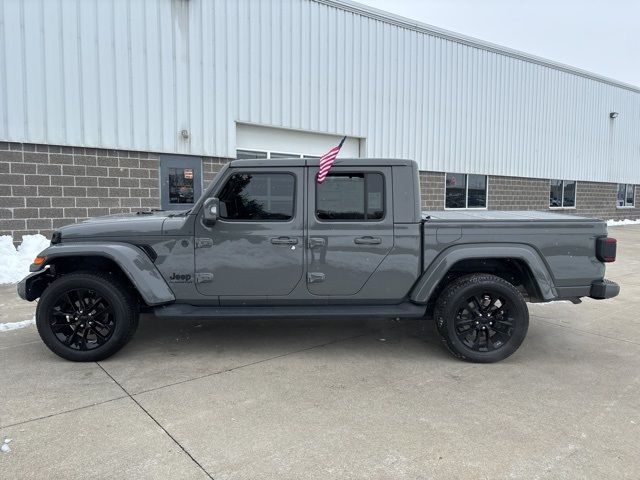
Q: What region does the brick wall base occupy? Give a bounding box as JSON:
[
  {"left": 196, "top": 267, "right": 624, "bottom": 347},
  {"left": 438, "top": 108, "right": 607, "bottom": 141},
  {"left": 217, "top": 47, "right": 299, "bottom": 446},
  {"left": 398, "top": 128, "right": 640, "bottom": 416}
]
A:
[
  {"left": 419, "top": 171, "right": 639, "bottom": 220},
  {"left": 1, "top": 142, "right": 638, "bottom": 241},
  {"left": 1, "top": 143, "right": 163, "bottom": 240}
]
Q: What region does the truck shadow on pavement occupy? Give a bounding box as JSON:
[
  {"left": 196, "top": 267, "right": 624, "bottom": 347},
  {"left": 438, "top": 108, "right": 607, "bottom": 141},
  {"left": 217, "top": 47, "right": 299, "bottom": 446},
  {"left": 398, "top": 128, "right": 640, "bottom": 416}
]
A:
[{"left": 114, "top": 314, "right": 455, "bottom": 363}]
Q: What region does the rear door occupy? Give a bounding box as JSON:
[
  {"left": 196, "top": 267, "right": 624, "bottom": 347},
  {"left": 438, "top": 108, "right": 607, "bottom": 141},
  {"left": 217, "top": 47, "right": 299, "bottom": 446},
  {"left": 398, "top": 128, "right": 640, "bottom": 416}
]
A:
[{"left": 306, "top": 167, "right": 393, "bottom": 296}]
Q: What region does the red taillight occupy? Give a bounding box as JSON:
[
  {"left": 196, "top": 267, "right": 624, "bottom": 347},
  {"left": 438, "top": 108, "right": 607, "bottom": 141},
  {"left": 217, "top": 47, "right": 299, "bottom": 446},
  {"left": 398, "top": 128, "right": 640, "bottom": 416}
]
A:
[{"left": 596, "top": 237, "right": 617, "bottom": 263}]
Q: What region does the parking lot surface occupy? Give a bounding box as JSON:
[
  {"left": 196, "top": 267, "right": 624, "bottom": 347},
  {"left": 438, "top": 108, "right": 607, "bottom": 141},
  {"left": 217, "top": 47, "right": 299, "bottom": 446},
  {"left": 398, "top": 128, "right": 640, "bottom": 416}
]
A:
[{"left": 1, "top": 226, "right": 639, "bottom": 479}]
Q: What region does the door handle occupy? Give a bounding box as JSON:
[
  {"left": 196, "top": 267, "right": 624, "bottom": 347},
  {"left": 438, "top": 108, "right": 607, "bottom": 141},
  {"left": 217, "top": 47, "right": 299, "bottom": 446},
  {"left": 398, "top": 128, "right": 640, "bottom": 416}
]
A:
[
  {"left": 271, "top": 236, "right": 298, "bottom": 245},
  {"left": 354, "top": 236, "right": 382, "bottom": 245},
  {"left": 308, "top": 272, "right": 326, "bottom": 283},
  {"left": 308, "top": 237, "right": 326, "bottom": 248}
]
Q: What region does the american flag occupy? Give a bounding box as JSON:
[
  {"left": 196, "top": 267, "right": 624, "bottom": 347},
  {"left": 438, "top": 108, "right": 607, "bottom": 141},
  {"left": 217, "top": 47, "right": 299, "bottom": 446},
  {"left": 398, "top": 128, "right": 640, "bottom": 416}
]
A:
[{"left": 316, "top": 136, "right": 347, "bottom": 183}]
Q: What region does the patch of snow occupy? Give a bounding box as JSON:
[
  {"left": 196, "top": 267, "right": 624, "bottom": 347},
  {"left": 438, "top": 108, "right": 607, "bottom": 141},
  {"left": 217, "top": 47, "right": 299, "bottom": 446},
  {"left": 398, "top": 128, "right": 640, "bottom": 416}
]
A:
[
  {"left": 607, "top": 218, "right": 640, "bottom": 226},
  {"left": 531, "top": 300, "right": 573, "bottom": 306},
  {"left": 0, "top": 316, "right": 36, "bottom": 332},
  {"left": 0, "top": 234, "right": 50, "bottom": 284}
]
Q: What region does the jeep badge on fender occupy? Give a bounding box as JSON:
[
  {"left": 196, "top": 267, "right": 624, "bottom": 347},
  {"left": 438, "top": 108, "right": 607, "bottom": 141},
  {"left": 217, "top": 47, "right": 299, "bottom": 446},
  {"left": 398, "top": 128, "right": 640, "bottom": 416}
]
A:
[{"left": 169, "top": 273, "right": 192, "bottom": 283}]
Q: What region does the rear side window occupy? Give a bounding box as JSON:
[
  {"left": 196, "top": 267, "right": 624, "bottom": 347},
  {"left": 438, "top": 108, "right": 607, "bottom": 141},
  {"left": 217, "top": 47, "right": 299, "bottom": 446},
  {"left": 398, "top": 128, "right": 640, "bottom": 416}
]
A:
[
  {"left": 316, "top": 173, "right": 384, "bottom": 221},
  {"left": 218, "top": 173, "right": 295, "bottom": 221}
]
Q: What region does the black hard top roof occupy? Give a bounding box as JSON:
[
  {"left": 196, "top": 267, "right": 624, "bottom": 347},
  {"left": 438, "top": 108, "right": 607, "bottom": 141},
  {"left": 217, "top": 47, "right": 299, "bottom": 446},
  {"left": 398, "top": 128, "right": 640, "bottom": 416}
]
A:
[{"left": 229, "top": 158, "right": 418, "bottom": 168}]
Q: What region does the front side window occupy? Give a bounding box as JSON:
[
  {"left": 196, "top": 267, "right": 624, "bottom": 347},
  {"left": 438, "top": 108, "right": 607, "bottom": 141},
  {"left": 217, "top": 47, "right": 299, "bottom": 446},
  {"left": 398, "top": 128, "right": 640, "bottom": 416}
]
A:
[
  {"left": 316, "top": 173, "right": 384, "bottom": 221},
  {"left": 218, "top": 173, "right": 295, "bottom": 221},
  {"left": 445, "top": 173, "right": 487, "bottom": 209},
  {"left": 550, "top": 180, "right": 576, "bottom": 208},
  {"left": 617, "top": 184, "right": 635, "bottom": 208}
]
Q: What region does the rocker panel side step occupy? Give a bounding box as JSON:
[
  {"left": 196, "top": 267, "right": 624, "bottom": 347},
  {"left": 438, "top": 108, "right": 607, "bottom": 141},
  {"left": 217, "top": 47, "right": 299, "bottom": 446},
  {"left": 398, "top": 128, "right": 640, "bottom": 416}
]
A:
[{"left": 153, "top": 302, "right": 426, "bottom": 319}]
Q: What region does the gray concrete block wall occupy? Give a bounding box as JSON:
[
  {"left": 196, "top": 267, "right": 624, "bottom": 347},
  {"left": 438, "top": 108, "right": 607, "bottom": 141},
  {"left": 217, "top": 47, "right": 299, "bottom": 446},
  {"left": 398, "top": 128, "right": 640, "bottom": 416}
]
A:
[
  {"left": 487, "top": 175, "right": 550, "bottom": 211},
  {"left": 202, "top": 157, "right": 229, "bottom": 186},
  {"left": 2, "top": 140, "right": 638, "bottom": 242},
  {"left": 419, "top": 171, "right": 445, "bottom": 211},
  {"left": 0, "top": 142, "right": 161, "bottom": 240},
  {"left": 419, "top": 171, "right": 639, "bottom": 220}
]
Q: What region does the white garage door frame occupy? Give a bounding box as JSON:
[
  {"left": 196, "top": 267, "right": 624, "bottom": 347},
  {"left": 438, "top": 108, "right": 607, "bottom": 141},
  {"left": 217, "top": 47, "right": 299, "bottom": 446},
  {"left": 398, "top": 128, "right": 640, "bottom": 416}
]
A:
[{"left": 235, "top": 123, "right": 365, "bottom": 158}]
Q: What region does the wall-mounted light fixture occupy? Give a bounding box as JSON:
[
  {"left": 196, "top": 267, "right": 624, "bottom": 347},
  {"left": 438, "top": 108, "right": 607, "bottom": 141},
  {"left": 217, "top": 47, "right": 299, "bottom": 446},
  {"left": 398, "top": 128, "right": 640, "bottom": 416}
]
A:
[
  {"left": 181, "top": 129, "right": 190, "bottom": 139},
  {"left": 610, "top": 112, "right": 619, "bottom": 119}
]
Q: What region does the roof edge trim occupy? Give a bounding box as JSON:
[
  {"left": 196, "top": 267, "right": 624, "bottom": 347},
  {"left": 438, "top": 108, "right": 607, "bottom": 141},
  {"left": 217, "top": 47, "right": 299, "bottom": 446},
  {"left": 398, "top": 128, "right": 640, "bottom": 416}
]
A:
[{"left": 315, "top": 0, "right": 640, "bottom": 93}]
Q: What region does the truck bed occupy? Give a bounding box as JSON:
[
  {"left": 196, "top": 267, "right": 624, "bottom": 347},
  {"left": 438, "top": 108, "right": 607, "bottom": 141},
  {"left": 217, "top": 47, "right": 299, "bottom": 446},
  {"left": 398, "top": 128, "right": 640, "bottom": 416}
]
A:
[
  {"left": 419, "top": 210, "right": 608, "bottom": 298},
  {"left": 422, "top": 210, "right": 596, "bottom": 222}
]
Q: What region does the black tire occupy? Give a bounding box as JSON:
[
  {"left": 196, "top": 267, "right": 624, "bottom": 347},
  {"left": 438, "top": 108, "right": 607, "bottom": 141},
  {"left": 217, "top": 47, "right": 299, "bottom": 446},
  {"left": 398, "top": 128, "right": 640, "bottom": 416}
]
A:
[
  {"left": 433, "top": 273, "right": 529, "bottom": 363},
  {"left": 36, "top": 272, "right": 139, "bottom": 362}
]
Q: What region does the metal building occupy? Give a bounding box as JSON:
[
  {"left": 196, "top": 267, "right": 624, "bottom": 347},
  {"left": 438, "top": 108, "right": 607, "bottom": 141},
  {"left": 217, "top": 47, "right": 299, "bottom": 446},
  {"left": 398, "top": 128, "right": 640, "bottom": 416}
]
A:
[{"left": 1, "top": 0, "right": 639, "bottom": 239}]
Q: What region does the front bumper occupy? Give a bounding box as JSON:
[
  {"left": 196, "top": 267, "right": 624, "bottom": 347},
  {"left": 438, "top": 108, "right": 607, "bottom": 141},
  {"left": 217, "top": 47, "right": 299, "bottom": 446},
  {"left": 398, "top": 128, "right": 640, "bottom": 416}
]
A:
[
  {"left": 589, "top": 279, "right": 620, "bottom": 300},
  {"left": 17, "top": 270, "right": 51, "bottom": 301}
]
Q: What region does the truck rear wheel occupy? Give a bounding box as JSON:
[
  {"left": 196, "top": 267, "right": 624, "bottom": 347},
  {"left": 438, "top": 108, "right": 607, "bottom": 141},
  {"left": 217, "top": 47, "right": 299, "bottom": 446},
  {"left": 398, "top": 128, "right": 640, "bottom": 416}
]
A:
[
  {"left": 36, "top": 272, "right": 139, "bottom": 362},
  {"left": 433, "top": 273, "right": 529, "bottom": 363}
]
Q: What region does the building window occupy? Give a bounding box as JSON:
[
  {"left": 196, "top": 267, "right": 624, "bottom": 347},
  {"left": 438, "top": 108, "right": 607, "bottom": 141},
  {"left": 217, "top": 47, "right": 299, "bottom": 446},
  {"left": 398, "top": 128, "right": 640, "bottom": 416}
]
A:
[
  {"left": 237, "top": 149, "right": 321, "bottom": 160},
  {"left": 218, "top": 173, "right": 295, "bottom": 221},
  {"left": 617, "top": 184, "right": 635, "bottom": 208},
  {"left": 445, "top": 173, "right": 487, "bottom": 209},
  {"left": 159, "top": 155, "right": 203, "bottom": 211},
  {"left": 549, "top": 180, "right": 576, "bottom": 208},
  {"left": 236, "top": 149, "right": 306, "bottom": 159},
  {"left": 168, "top": 168, "right": 195, "bottom": 204},
  {"left": 236, "top": 149, "right": 268, "bottom": 160},
  {"left": 316, "top": 173, "right": 384, "bottom": 221}
]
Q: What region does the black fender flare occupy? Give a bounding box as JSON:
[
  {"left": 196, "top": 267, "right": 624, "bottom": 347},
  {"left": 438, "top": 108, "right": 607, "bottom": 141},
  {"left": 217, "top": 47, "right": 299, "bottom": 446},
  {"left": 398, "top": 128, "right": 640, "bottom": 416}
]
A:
[
  {"left": 23, "top": 242, "right": 175, "bottom": 306},
  {"left": 410, "top": 243, "right": 557, "bottom": 304}
]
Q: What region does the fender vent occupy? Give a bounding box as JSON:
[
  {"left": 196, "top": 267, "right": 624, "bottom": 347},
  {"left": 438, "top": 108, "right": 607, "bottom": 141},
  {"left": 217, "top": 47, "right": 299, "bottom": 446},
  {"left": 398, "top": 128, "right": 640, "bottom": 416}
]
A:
[{"left": 137, "top": 244, "right": 158, "bottom": 262}]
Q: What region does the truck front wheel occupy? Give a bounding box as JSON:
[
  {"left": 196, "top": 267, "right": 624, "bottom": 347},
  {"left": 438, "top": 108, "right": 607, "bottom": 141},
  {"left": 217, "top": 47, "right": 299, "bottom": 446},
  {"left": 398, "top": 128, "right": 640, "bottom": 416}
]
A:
[
  {"left": 433, "top": 273, "right": 529, "bottom": 363},
  {"left": 36, "top": 272, "right": 139, "bottom": 362}
]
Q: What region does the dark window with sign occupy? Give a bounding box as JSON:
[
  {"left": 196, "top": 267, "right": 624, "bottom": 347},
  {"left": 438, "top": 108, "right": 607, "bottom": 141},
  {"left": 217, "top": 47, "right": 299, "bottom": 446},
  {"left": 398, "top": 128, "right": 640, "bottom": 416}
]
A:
[
  {"left": 316, "top": 173, "right": 384, "bottom": 221},
  {"left": 617, "top": 184, "right": 635, "bottom": 208},
  {"left": 168, "top": 168, "right": 195, "bottom": 204},
  {"left": 445, "top": 173, "right": 487, "bottom": 209},
  {"left": 550, "top": 180, "right": 576, "bottom": 208},
  {"left": 218, "top": 173, "right": 294, "bottom": 221}
]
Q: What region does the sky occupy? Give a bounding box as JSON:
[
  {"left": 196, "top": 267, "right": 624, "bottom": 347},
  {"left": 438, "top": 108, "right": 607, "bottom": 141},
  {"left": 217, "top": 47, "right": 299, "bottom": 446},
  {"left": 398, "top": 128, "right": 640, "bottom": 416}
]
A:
[{"left": 357, "top": 0, "right": 640, "bottom": 87}]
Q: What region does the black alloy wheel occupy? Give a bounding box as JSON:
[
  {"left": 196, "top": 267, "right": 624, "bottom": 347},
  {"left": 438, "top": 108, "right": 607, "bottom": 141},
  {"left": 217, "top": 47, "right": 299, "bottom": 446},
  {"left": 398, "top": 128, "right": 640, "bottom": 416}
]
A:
[
  {"left": 453, "top": 292, "right": 513, "bottom": 352},
  {"left": 434, "top": 273, "right": 529, "bottom": 363},
  {"left": 49, "top": 288, "right": 116, "bottom": 351},
  {"left": 36, "top": 272, "right": 139, "bottom": 361}
]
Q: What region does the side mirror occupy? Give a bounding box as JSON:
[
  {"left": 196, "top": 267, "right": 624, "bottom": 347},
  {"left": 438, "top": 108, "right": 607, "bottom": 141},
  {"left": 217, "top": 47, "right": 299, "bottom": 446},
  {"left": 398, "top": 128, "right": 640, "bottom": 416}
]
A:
[{"left": 203, "top": 197, "right": 219, "bottom": 226}]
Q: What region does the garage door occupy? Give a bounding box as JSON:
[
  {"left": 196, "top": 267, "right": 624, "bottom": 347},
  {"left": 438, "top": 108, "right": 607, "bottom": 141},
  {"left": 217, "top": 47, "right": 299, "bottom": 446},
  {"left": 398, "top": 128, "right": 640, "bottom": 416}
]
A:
[{"left": 236, "top": 124, "right": 362, "bottom": 159}]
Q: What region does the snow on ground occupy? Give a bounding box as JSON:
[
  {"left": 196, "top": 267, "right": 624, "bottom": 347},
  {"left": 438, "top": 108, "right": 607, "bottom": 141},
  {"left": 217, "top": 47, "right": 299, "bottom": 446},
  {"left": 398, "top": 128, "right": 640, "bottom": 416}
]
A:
[
  {"left": 1, "top": 438, "right": 11, "bottom": 454},
  {"left": 0, "top": 316, "right": 36, "bottom": 332},
  {"left": 607, "top": 218, "right": 640, "bottom": 226},
  {"left": 0, "top": 234, "right": 50, "bottom": 284}
]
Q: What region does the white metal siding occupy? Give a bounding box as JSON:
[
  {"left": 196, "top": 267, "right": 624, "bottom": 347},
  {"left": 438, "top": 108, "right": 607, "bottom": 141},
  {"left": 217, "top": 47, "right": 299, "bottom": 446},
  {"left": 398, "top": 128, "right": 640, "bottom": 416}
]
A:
[{"left": 1, "top": 0, "right": 639, "bottom": 183}]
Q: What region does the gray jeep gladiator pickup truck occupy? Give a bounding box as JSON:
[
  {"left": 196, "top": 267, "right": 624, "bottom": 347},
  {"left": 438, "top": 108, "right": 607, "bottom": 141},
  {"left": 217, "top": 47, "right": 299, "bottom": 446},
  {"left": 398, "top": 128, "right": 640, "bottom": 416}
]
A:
[{"left": 18, "top": 158, "right": 619, "bottom": 363}]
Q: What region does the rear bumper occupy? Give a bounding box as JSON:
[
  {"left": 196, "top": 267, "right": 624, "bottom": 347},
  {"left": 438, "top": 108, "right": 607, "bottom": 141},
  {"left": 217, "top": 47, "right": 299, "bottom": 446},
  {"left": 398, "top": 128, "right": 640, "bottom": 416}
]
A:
[{"left": 589, "top": 279, "right": 620, "bottom": 300}]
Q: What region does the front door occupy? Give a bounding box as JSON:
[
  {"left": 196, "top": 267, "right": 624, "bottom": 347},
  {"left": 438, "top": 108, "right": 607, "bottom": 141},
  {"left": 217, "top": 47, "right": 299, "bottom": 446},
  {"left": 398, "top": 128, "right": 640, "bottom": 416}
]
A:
[
  {"left": 194, "top": 167, "right": 305, "bottom": 299},
  {"left": 306, "top": 167, "right": 394, "bottom": 296},
  {"left": 160, "top": 155, "right": 203, "bottom": 211}
]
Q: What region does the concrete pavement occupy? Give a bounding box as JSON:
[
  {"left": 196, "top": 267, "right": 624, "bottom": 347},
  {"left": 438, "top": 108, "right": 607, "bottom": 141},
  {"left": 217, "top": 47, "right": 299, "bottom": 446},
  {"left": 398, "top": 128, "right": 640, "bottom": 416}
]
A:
[{"left": 1, "top": 226, "right": 639, "bottom": 479}]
